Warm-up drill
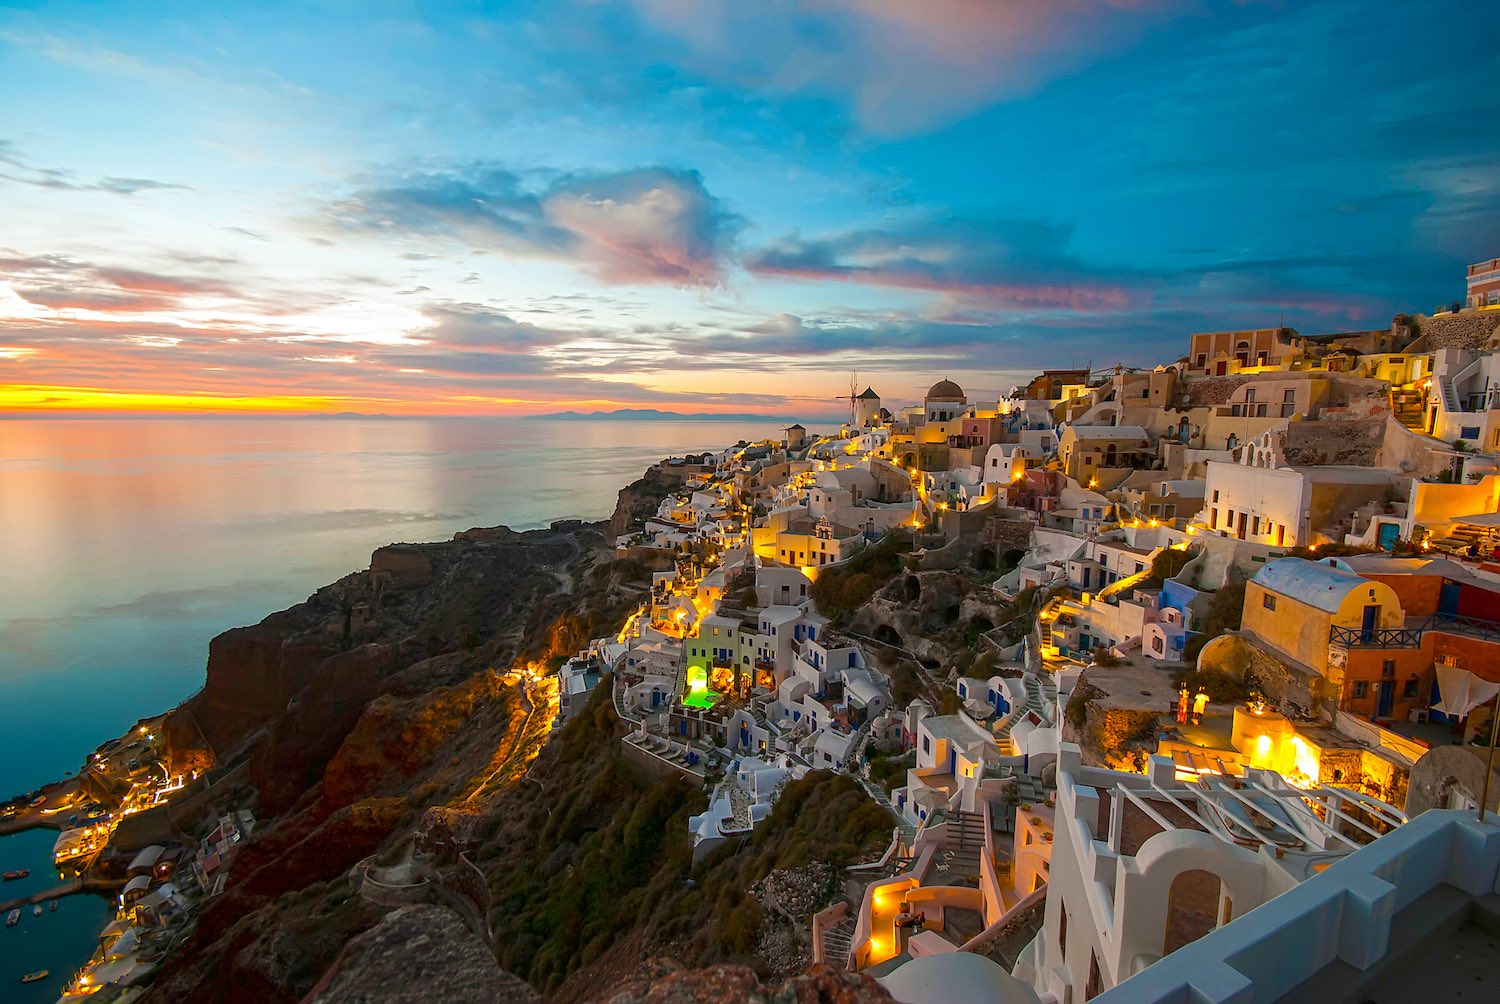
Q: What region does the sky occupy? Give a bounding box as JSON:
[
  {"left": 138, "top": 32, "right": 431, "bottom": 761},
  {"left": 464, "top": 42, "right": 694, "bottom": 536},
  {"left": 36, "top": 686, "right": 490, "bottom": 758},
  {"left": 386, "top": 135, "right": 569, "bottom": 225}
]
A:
[{"left": 1, "top": 0, "right": 1497, "bottom": 417}]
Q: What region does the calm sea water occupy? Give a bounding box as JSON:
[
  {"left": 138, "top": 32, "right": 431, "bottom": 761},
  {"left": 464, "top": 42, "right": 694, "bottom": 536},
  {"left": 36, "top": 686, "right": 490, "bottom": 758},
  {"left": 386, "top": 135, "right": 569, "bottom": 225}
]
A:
[{"left": 0, "top": 415, "right": 793, "bottom": 994}]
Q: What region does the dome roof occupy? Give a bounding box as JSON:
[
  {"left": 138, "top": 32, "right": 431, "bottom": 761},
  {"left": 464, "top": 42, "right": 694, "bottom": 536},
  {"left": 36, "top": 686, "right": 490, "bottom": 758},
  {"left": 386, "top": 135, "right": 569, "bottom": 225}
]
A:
[{"left": 926, "top": 378, "right": 965, "bottom": 401}]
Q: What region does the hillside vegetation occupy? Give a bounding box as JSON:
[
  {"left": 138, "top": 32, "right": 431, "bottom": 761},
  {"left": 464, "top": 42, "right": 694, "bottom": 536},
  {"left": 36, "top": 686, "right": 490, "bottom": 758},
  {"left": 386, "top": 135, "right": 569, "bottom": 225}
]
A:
[{"left": 476, "top": 681, "right": 891, "bottom": 997}]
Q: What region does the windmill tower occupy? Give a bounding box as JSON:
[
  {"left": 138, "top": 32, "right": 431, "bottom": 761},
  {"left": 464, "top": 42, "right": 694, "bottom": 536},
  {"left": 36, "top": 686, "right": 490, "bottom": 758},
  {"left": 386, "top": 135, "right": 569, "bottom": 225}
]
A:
[{"left": 833, "top": 371, "right": 860, "bottom": 426}]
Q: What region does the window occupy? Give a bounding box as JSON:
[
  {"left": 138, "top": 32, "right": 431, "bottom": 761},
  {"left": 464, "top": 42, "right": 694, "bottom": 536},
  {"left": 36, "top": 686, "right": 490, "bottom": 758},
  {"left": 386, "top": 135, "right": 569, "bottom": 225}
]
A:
[
  {"left": 922, "top": 736, "right": 930, "bottom": 754},
  {"left": 1461, "top": 426, "right": 1481, "bottom": 441},
  {"left": 1246, "top": 388, "right": 1256, "bottom": 403},
  {"left": 1263, "top": 594, "right": 1276, "bottom": 611},
  {"left": 1404, "top": 677, "right": 1419, "bottom": 698},
  {"left": 1212, "top": 490, "right": 1220, "bottom": 503},
  {"left": 1382, "top": 659, "right": 1396, "bottom": 678},
  {"left": 1353, "top": 681, "right": 1368, "bottom": 699}
]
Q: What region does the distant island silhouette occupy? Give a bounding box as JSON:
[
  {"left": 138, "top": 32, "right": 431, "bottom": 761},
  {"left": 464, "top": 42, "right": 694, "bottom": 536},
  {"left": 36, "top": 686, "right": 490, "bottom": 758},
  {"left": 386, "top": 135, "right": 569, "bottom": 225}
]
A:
[{"left": 530, "top": 408, "right": 819, "bottom": 422}]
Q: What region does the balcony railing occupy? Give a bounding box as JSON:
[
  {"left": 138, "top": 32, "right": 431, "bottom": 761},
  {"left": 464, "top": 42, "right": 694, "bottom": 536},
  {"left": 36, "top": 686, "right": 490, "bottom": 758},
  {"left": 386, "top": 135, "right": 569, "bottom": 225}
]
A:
[
  {"left": 1428, "top": 612, "right": 1500, "bottom": 643},
  {"left": 1329, "top": 624, "right": 1423, "bottom": 649},
  {"left": 1330, "top": 612, "right": 1500, "bottom": 649}
]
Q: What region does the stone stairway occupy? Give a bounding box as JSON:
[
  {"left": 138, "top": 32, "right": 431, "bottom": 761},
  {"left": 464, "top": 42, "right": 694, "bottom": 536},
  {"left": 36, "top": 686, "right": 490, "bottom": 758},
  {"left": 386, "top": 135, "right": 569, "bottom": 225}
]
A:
[
  {"left": 1389, "top": 389, "right": 1426, "bottom": 433},
  {"left": 944, "top": 810, "right": 987, "bottom": 875},
  {"left": 727, "top": 780, "right": 753, "bottom": 831}
]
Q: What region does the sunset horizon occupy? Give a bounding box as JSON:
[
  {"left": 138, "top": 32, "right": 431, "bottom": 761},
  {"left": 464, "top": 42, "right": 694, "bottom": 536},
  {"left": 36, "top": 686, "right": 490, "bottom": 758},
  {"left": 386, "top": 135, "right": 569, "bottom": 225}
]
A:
[{"left": 6, "top": 1, "right": 1495, "bottom": 417}]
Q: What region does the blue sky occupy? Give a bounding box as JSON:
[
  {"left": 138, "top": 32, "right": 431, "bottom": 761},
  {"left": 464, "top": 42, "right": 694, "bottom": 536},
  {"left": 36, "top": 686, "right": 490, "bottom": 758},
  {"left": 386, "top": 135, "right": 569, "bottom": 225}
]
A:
[{"left": 1, "top": 0, "right": 1497, "bottom": 414}]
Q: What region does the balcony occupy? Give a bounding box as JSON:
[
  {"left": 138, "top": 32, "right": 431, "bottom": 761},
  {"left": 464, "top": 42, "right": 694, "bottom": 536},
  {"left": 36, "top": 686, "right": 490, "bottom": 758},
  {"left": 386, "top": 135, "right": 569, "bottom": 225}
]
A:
[
  {"left": 1428, "top": 612, "right": 1500, "bottom": 644},
  {"left": 1329, "top": 624, "right": 1422, "bottom": 649},
  {"left": 1329, "top": 612, "right": 1500, "bottom": 650}
]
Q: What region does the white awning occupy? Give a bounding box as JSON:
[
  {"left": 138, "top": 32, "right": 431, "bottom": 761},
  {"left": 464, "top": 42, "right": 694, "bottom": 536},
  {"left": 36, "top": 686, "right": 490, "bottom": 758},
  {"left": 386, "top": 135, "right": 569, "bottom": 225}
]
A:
[{"left": 1434, "top": 664, "right": 1500, "bottom": 718}]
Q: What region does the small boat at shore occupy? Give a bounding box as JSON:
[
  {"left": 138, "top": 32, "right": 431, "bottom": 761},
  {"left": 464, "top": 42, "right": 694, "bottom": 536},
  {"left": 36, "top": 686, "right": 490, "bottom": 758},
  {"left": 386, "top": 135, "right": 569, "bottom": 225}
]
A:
[
  {"left": 31, "top": 904, "right": 41, "bottom": 917},
  {"left": 49, "top": 900, "right": 56, "bottom": 912},
  {"left": 4, "top": 909, "right": 17, "bottom": 927},
  {"left": 2, "top": 869, "right": 29, "bottom": 881},
  {"left": 20, "top": 970, "right": 49, "bottom": 984}
]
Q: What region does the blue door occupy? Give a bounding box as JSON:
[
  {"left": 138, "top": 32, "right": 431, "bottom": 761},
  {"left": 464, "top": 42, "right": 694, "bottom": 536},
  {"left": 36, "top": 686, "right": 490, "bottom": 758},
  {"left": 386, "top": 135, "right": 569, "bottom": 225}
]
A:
[
  {"left": 1440, "top": 582, "right": 1462, "bottom": 617},
  {"left": 1377, "top": 681, "right": 1395, "bottom": 718},
  {"left": 1378, "top": 523, "right": 1400, "bottom": 552},
  {"left": 1361, "top": 605, "right": 1380, "bottom": 644},
  {"left": 1428, "top": 678, "right": 1449, "bottom": 723}
]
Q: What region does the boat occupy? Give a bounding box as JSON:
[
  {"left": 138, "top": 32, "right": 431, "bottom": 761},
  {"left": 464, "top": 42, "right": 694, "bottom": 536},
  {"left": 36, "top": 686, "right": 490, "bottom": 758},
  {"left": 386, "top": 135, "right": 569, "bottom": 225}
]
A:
[
  {"left": 31, "top": 904, "right": 41, "bottom": 917},
  {"left": 48, "top": 900, "right": 56, "bottom": 912},
  {"left": 20, "top": 970, "right": 49, "bottom": 984},
  {"left": 4, "top": 909, "right": 17, "bottom": 927},
  {"left": 2, "top": 870, "right": 29, "bottom": 881}
]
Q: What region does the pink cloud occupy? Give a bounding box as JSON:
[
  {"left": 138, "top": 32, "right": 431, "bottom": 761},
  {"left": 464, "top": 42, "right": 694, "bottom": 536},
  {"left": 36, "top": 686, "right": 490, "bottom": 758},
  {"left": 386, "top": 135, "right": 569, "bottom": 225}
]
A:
[{"left": 628, "top": 0, "right": 1194, "bottom": 132}]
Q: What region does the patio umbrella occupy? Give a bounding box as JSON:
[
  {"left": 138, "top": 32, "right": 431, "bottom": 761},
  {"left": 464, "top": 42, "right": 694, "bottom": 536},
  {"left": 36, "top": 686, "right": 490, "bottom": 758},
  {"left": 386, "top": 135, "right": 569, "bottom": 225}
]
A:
[{"left": 1433, "top": 664, "right": 1500, "bottom": 718}]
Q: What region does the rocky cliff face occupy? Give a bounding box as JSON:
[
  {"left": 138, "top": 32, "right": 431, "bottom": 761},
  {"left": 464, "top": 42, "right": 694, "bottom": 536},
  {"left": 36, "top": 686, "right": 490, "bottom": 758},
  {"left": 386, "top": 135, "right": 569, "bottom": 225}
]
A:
[
  {"left": 140, "top": 467, "right": 895, "bottom": 1003},
  {"left": 143, "top": 517, "right": 647, "bottom": 1003},
  {"left": 608, "top": 464, "right": 687, "bottom": 541}
]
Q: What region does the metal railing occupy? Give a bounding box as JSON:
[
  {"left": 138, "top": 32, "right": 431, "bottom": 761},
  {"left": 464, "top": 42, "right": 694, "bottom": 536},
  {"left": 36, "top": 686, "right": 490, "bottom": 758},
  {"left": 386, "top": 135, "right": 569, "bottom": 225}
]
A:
[
  {"left": 1428, "top": 612, "right": 1500, "bottom": 643},
  {"left": 1330, "top": 612, "right": 1500, "bottom": 649},
  {"left": 1329, "top": 624, "right": 1423, "bottom": 649}
]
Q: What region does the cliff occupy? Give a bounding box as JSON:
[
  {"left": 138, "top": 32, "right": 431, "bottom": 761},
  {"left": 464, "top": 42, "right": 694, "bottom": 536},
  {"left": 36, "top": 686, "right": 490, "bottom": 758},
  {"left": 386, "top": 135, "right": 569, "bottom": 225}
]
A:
[
  {"left": 143, "top": 502, "right": 663, "bottom": 1002},
  {"left": 137, "top": 465, "right": 893, "bottom": 1002},
  {"left": 608, "top": 463, "right": 688, "bottom": 541}
]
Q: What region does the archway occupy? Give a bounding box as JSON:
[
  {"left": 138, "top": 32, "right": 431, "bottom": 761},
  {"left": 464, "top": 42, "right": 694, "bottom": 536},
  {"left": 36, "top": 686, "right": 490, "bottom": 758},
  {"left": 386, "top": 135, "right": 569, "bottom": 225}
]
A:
[
  {"left": 873, "top": 624, "right": 902, "bottom": 648},
  {"left": 903, "top": 576, "right": 922, "bottom": 602},
  {"left": 1163, "top": 869, "right": 1223, "bottom": 955}
]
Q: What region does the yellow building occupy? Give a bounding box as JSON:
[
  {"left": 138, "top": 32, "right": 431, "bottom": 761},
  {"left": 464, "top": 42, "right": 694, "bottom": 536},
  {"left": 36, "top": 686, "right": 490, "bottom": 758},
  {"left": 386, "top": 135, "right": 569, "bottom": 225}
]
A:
[{"left": 1239, "top": 556, "right": 1405, "bottom": 689}]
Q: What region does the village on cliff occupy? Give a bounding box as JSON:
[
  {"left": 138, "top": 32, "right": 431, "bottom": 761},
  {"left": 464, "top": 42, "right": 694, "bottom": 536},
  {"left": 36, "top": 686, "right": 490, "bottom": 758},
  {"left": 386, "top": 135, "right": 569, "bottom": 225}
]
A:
[
  {"left": 8, "top": 260, "right": 1500, "bottom": 1002},
  {"left": 560, "top": 259, "right": 1500, "bottom": 1001}
]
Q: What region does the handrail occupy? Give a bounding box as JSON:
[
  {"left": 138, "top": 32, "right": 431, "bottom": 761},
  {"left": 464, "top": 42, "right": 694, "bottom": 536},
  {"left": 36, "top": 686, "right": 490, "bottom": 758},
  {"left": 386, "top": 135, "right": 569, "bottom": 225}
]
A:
[
  {"left": 1328, "top": 624, "right": 1422, "bottom": 649},
  {"left": 1329, "top": 611, "right": 1500, "bottom": 649}
]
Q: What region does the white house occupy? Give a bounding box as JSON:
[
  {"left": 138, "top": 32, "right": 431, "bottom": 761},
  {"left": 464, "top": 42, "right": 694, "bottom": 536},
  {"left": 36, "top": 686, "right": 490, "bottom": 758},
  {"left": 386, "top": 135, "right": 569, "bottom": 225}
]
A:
[{"left": 1015, "top": 747, "right": 1406, "bottom": 1002}]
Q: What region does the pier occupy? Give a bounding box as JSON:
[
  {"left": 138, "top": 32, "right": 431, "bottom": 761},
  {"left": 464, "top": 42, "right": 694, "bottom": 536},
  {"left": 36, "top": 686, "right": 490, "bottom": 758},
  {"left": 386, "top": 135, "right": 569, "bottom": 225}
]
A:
[{"left": 0, "top": 876, "right": 124, "bottom": 914}]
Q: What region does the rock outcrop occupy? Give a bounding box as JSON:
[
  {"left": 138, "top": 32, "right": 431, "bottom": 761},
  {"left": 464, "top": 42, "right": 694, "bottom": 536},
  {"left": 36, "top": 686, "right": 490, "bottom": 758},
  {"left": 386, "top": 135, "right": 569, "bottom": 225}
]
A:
[
  {"left": 609, "top": 464, "right": 687, "bottom": 541},
  {"left": 311, "top": 904, "right": 540, "bottom": 1004},
  {"left": 606, "top": 962, "right": 894, "bottom": 1004}
]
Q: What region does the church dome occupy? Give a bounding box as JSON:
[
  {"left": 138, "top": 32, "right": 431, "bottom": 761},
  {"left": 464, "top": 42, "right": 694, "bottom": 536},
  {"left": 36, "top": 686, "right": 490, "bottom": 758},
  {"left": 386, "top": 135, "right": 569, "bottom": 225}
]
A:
[{"left": 925, "top": 378, "right": 965, "bottom": 402}]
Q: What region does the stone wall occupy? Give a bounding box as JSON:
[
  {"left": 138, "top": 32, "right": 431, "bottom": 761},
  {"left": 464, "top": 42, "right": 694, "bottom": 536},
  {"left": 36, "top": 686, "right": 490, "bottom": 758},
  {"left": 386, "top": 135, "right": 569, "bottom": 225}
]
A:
[
  {"left": 984, "top": 515, "right": 1036, "bottom": 552},
  {"left": 1418, "top": 311, "right": 1500, "bottom": 351},
  {"left": 1242, "top": 639, "right": 1323, "bottom": 717},
  {"left": 1283, "top": 418, "right": 1385, "bottom": 467},
  {"left": 1184, "top": 376, "right": 1251, "bottom": 407}
]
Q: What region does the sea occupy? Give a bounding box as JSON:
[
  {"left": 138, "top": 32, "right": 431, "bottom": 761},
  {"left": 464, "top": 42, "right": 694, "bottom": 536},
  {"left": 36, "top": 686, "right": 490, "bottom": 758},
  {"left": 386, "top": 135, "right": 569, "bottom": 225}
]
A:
[{"left": 0, "top": 414, "right": 798, "bottom": 998}]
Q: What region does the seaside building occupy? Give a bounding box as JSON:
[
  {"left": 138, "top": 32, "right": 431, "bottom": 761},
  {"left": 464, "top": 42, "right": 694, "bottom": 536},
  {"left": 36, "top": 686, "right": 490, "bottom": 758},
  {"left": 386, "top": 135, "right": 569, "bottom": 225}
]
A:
[{"left": 1466, "top": 255, "right": 1500, "bottom": 309}]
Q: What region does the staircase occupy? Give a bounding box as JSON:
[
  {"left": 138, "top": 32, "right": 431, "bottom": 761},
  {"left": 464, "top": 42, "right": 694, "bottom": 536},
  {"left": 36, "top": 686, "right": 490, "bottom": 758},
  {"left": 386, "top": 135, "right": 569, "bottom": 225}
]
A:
[
  {"left": 1441, "top": 377, "right": 1462, "bottom": 415},
  {"left": 726, "top": 780, "right": 753, "bottom": 831},
  {"left": 1443, "top": 523, "right": 1486, "bottom": 554},
  {"left": 821, "top": 914, "right": 857, "bottom": 966},
  {"left": 944, "top": 810, "right": 987, "bottom": 875},
  {"left": 1389, "top": 389, "right": 1427, "bottom": 433}
]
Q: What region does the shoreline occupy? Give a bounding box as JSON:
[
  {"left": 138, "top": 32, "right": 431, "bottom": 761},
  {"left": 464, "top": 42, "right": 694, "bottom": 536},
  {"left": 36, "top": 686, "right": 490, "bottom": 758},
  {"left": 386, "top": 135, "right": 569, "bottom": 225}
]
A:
[{"left": 0, "top": 452, "right": 703, "bottom": 996}]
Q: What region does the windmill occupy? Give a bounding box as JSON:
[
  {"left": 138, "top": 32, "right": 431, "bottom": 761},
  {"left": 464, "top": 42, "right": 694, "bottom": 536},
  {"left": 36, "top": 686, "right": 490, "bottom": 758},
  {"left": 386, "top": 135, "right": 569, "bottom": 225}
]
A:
[{"left": 833, "top": 370, "right": 859, "bottom": 425}]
